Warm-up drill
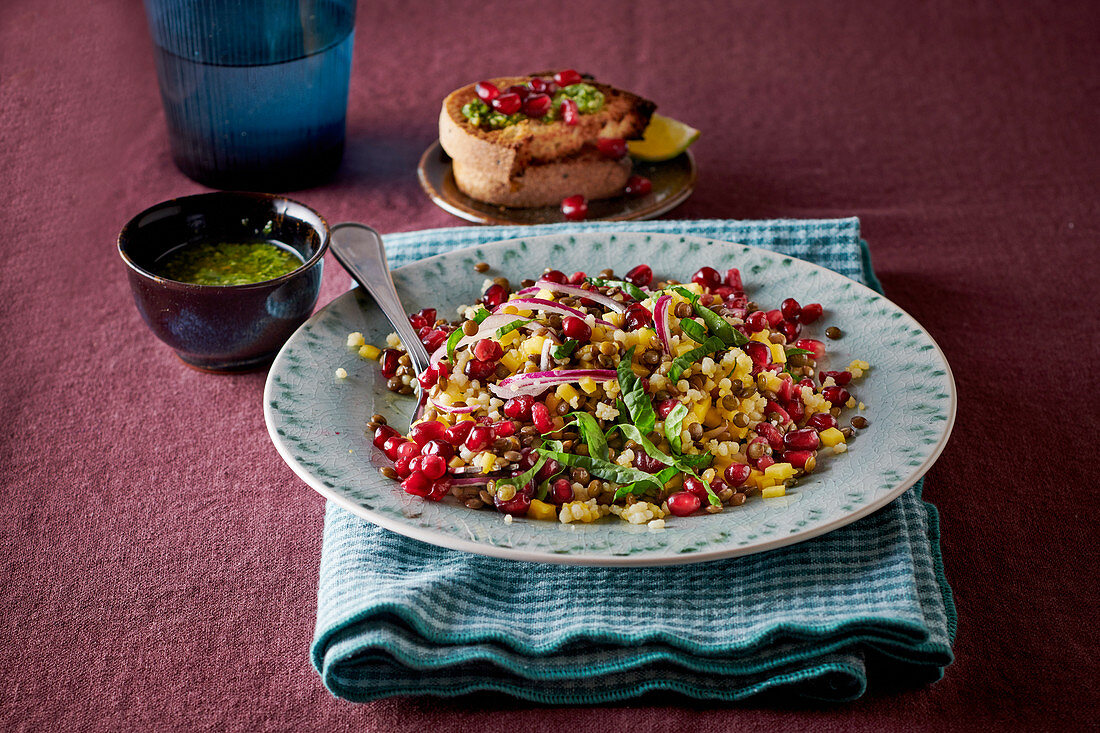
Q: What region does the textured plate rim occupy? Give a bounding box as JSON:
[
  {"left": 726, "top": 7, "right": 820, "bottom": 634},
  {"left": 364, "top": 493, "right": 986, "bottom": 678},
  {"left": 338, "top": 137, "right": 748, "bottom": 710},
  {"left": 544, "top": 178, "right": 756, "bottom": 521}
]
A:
[
  {"left": 264, "top": 233, "right": 956, "bottom": 566},
  {"left": 416, "top": 140, "right": 697, "bottom": 225}
]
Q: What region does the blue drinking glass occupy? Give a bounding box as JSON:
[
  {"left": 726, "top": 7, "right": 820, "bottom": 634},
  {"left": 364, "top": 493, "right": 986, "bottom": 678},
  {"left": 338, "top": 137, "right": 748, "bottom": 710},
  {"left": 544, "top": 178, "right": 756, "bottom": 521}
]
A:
[{"left": 143, "top": 0, "right": 356, "bottom": 191}]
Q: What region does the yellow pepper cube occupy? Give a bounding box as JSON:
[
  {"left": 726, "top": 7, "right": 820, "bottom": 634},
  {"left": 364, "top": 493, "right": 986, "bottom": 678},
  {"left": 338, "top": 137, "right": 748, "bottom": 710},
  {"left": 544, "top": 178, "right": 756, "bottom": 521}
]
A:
[
  {"left": 674, "top": 341, "right": 695, "bottom": 357},
  {"left": 475, "top": 452, "right": 497, "bottom": 473},
  {"left": 578, "top": 377, "right": 598, "bottom": 394},
  {"left": 819, "top": 427, "right": 846, "bottom": 447},
  {"left": 358, "top": 344, "right": 381, "bottom": 360},
  {"left": 769, "top": 342, "right": 787, "bottom": 364},
  {"left": 762, "top": 485, "right": 786, "bottom": 499},
  {"left": 535, "top": 289, "right": 556, "bottom": 300},
  {"left": 691, "top": 395, "right": 712, "bottom": 424},
  {"left": 762, "top": 372, "right": 783, "bottom": 393},
  {"left": 528, "top": 499, "right": 557, "bottom": 521},
  {"left": 750, "top": 331, "right": 772, "bottom": 344},
  {"left": 704, "top": 406, "right": 724, "bottom": 427},
  {"left": 500, "top": 351, "right": 522, "bottom": 373},
  {"left": 499, "top": 329, "right": 523, "bottom": 347},
  {"left": 521, "top": 336, "right": 546, "bottom": 356},
  {"left": 502, "top": 304, "right": 520, "bottom": 315},
  {"left": 556, "top": 383, "right": 580, "bottom": 406},
  {"left": 764, "top": 462, "right": 796, "bottom": 480}
]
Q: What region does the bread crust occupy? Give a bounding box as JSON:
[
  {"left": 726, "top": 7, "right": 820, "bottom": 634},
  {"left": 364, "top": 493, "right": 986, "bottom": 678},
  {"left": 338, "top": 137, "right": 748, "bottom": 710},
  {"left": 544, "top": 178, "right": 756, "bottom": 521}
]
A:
[{"left": 439, "top": 76, "right": 655, "bottom": 208}]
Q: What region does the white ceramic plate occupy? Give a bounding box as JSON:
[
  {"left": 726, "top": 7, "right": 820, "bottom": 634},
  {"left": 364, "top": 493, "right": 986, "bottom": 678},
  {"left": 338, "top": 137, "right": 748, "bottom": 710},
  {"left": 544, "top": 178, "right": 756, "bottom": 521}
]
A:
[{"left": 264, "top": 232, "right": 955, "bottom": 566}]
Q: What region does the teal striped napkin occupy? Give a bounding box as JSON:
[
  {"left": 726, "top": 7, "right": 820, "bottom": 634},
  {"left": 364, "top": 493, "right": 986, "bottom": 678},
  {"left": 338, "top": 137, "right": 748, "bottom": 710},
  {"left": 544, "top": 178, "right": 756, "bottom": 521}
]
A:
[{"left": 311, "top": 219, "right": 956, "bottom": 703}]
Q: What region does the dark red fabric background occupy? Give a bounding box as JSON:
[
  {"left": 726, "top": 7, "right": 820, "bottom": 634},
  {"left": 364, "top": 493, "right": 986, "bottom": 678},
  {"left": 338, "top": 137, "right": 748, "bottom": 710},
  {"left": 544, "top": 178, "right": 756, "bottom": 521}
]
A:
[{"left": 2, "top": 0, "right": 1097, "bottom": 730}]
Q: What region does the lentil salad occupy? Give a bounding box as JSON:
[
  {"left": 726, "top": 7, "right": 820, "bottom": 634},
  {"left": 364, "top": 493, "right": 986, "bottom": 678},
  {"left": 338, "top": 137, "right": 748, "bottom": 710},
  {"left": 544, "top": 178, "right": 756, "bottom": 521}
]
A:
[{"left": 353, "top": 262, "right": 869, "bottom": 527}]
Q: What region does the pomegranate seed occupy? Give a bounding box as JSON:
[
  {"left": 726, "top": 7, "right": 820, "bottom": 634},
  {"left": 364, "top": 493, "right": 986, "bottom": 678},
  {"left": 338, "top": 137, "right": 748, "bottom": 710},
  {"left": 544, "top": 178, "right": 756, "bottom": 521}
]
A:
[
  {"left": 712, "top": 285, "right": 736, "bottom": 300},
  {"left": 475, "top": 81, "right": 500, "bottom": 103},
  {"left": 444, "top": 421, "right": 474, "bottom": 446},
  {"left": 417, "top": 365, "right": 437, "bottom": 390},
  {"left": 746, "top": 310, "right": 768, "bottom": 332},
  {"left": 464, "top": 425, "right": 493, "bottom": 451},
  {"left": 427, "top": 477, "right": 451, "bottom": 501},
  {"left": 795, "top": 338, "right": 826, "bottom": 361},
  {"left": 743, "top": 341, "right": 771, "bottom": 369},
  {"left": 797, "top": 377, "right": 816, "bottom": 391},
  {"left": 419, "top": 454, "right": 447, "bottom": 480},
  {"left": 777, "top": 376, "right": 794, "bottom": 403},
  {"left": 597, "top": 138, "right": 627, "bottom": 158},
  {"left": 421, "top": 439, "right": 454, "bottom": 462},
  {"left": 518, "top": 447, "right": 538, "bottom": 470},
  {"left": 402, "top": 472, "right": 432, "bottom": 497},
  {"left": 766, "top": 400, "right": 792, "bottom": 425},
  {"left": 624, "top": 175, "right": 652, "bottom": 197},
  {"left": 634, "top": 452, "right": 664, "bottom": 473},
  {"left": 482, "top": 282, "right": 507, "bottom": 309},
  {"left": 542, "top": 269, "right": 568, "bottom": 284},
  {"left": 725, "top": 268, "right": 743, "bottom": 291},
  {"left": 372, "top": 425, "right": 399, "bottom": 449},
  {"left": 422, "top": 329, "right": 447, "bottom": 351},
  {"left": 562, "top": 315, "right": 592, "bottom": 342},
  {"left": 710, "top": 479, "right": 728, "bottom": 495},
  {"left": 756, "top": 422, "right": 785, "bottom": 452},
  {"left": 527, "top": 77, "right": 550, "bottom": 94},
  {"left": 494, "top": 420, "right": 517, "bottom": 438},
  {"left": 822, "top": 386, "right": 851, "bottom": 406},
  {"left": 785, "top": 450, "right": 815, "bottom": 470},
  {"left": 409, "top": 314, "right": 427, "bottom": 331},
  {"left": 473, "top": 339, "right": 503, "bottom": 362},
  {"left": 786, "top": 400, "right": 805, "bottom": 422},
  {"left": 554, "top": 68, "right": 582, "bottom": 86},
  {"left": 765, "top": 309, "right": 784, "bottom": 327},
  {"left": 657, "top": 398, "right": 679, "bottom": 418},
  {"left": 784, "top": 427, "right": 821, "bottom": 451},
  {"left": 807, "top": 412, "right": 838, "bottom": 432},
  {"left": 382, "top": 435, "right": 405, "bottom": 461},
  {"left": 561, "top": 194, "right": 587, "bottom": 221},
  {"left": 464, "top": 359, "right": 495, "bottom": 382},
  {"left": 393, "top": 454, "right": 413, "bottom": 478},
  {"left": 491, "top": 92, "right": 521, "bottom": 115},
  {"left": 756, "top": 455, "right": 776, "bottom": 471},
  {"left": 724, "top": 463, "right": 751, "bottom": 487},
  {"left": 780, "top": 319, "right": 802, "bottom": 342},
  {"left": 667, "top": 491, "right": 701, "bottom": 517},
  {"left": 523, "top": 93, "right": 552, "bottom": 118},
  {"left": 495, "top": 492, "right": 531, "bottom": 516},
  {"left": 781, "top": 298, "right": 802, "bottom": 320},
  {"left": 396, "top": 441, "right": 420, "bottom": 460},
  {"left": 503, "top": 396, "right": 534, "bottom": 420},
  {"left": 409, "top": 420, "right": 446, "bottom": 446},
  {"left": 820, "top": 370, "right": 852, "bottom": 386},
  {"left": 799, "top": 303, "right": 823, "bottom": 324},
  {"left": 625, "top": 264, "right": 653, "bottom": 287},
  {"left": 567, "top": 271, "right": 586, "bottom": 285},
  {"left": 682, "top": 476, "right": 708, "bottom": 500},
  {"left": 691, "top": 267, "right": 722, "bottom": 290},
  {"left": 560, "top": 98, "right": 579, "bottom": 125},
  {"left": 416, "top": 308, "right": 436, "bottom": 325},
  {"left": 503, "top": 84, "right": 530, "bottom": 101},
  {"left": 536, "top": 458, "right": 561, "bottom": 481},
  {"left": 551, "top": 478, "right": 573, "bottom": 504},
  {"left": 379, "top": 349, "right": 400, "bottom": 378},
  {"left": 623, "top": 302, "right": 652, "bottom": 331},
  {"left": 531, "top": 402, "right": 553, "bottom": 433}
]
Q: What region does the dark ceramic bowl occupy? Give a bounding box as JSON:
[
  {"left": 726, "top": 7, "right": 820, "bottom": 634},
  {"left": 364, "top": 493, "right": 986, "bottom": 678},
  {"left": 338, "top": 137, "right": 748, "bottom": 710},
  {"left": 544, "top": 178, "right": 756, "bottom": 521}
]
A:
[{"left": 118, "top": 192, "right": 328, "bottom": 373}]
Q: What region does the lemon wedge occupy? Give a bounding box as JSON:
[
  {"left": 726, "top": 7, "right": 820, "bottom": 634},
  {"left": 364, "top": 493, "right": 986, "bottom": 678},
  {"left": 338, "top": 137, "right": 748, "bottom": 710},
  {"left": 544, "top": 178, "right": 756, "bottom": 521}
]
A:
[{"left": 627, "top": 114, "right": 700, "bottom": 162}]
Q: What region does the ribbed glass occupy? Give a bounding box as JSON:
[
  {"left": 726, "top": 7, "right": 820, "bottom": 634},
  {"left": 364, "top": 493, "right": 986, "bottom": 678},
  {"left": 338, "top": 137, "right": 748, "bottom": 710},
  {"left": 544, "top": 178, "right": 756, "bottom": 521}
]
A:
[{"left": 143, "top": 0, "right": 355, "bottom": 190}]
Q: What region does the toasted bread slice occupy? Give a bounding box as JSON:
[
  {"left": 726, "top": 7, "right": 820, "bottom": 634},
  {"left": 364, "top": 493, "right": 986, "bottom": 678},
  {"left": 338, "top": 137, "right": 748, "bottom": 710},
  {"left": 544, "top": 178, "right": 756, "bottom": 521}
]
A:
[{"left": 439, "top": 75, "right": 655, "bottom": 208}]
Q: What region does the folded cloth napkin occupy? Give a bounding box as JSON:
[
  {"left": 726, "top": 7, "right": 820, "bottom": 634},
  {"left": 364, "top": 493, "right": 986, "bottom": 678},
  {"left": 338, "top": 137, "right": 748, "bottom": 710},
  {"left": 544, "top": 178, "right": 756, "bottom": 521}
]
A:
[{"left": 311, "top": 218, "right": 956, "bottom": 703}]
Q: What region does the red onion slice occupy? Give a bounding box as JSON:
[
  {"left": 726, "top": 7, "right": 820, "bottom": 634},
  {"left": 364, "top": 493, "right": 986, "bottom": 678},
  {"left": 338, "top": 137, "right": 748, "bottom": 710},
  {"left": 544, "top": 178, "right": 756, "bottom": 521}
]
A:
[
  {"left": 493, "top": 297, "right": 613, "bottom": 327},
  {"left": 529, "top": 280, "right": 628, "bottom": 313},
  {"left": 428, "top": 313, "right": 532, "bottom": 365},
  {"left": 429, "top": 396, "right": 476, "bottom": 414},
  {"left": 653, "top": 294, "right": 673, "bottom": 355},
  {"left": 489, "top": 369, "right": 617, "bottom": 399}
]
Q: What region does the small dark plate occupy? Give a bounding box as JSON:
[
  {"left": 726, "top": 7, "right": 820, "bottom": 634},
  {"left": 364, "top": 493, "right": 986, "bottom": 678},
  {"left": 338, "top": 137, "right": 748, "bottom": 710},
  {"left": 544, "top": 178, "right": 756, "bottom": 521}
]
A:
[{"left": 417, "top": 140, "right": 696, "bottom": 225}]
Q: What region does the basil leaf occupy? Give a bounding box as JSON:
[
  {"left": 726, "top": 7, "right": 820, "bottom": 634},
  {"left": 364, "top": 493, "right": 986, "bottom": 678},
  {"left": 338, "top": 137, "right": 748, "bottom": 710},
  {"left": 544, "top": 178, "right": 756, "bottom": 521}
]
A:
[
  {"left": 553, "top": 339, "right": 578, "bottom": 360},
  {"left": 472, "top": 307, "right": 491, "bottom": 324},
  {"left": 606, "top": 423, "right": 677, "bottom": 468},
  {"left": 495, "top": 452, "right": 548, "bottom": 493},
  {"left": 585, "top": 276, "right": 646, "bottom": 302},
  {"left": 445, "top": 328, "right": 464, "bottom": 363},
  {"left": 678, "top": 317, "right": 708, "bottom": 344},
  {"left": 786, "top": 347, "right": 815, "bottom": 357},
  {"left": 668, "top": 336, "right": 726, "bottom": 383},
  {"left": 670, "top": 285, "right": 746, "bottom": 347},
  {"left": 536, "top": 447, "right": 664, "bottom": 494},
  {"left": 613, "top": 465, "right": 679, "bottom": 500},
  {"left": 568, "top": 412, "right": 608, "bottom": 461},
  {"left": 616, "top": 347, "right": 656, "bottom": 435},
  {"left": 663, "top": 402, "right": 689, "bottom": 454},
  {"left": 677, "top": 452, "right": 714, "bottom": 469},
  {"left": 494, "top": 318, "right": 531, "bottom": 338},
  {"left": 535, "top": 479, "right": 550, "bottom": 501}
]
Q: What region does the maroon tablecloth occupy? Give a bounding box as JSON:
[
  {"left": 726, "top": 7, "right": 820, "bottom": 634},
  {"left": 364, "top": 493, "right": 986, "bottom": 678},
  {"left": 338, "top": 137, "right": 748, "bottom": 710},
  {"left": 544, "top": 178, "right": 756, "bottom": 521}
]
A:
[{"left": 3, "top": 0, "right": 1097, "bottom": 730}]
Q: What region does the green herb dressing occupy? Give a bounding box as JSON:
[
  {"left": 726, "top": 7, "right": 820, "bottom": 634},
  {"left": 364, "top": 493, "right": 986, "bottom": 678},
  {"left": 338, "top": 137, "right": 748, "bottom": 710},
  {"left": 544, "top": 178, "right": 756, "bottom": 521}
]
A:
[{"left": 155, "top": 241, "right": 302, "bottom": 286}]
